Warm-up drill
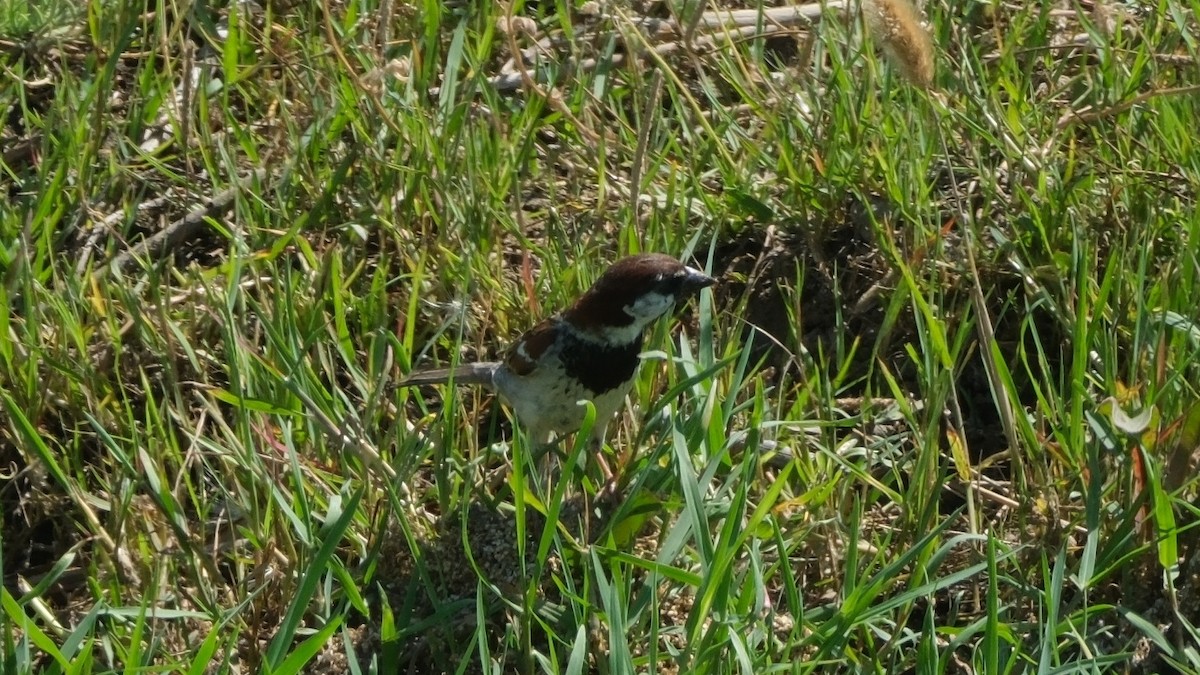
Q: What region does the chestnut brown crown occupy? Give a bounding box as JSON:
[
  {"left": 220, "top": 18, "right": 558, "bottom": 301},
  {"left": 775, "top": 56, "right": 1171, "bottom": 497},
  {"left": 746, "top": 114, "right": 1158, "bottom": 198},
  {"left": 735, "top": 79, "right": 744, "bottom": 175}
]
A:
[{"left": 563, "top": 253, "right": 716, "bottom": 340}]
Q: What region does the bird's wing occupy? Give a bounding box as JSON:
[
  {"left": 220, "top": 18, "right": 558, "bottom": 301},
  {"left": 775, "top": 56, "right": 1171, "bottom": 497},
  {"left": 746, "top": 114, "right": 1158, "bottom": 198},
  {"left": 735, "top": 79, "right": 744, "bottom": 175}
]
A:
[{"left": 502, "top": 318, "right": 559, "bottom": 377}]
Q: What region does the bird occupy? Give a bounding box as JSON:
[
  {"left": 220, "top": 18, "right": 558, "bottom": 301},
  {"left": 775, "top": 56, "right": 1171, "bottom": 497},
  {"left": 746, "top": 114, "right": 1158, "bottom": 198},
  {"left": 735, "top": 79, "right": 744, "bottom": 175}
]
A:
[{"left": 400, "top": 253, "right": 717, "bottom": 478}]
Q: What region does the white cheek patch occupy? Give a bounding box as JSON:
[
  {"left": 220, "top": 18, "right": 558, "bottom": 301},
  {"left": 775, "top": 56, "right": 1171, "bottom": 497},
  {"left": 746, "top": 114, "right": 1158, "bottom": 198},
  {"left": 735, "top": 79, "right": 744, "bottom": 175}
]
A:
[{"left": 624, "top": 292, "right": 675, "bottom": 321}]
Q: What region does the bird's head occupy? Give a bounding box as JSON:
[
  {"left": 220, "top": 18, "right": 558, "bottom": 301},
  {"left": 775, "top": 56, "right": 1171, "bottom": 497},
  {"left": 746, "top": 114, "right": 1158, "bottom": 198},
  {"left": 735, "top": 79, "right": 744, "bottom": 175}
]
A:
[{"left": 564, "top": 253, "right": 716, "bottom": 344}]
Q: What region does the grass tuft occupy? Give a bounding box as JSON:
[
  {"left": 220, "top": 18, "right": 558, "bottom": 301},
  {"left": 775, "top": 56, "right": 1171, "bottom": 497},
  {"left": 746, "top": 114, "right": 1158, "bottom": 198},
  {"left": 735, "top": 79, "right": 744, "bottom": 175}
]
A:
[{"left": 3, "top": 0, "right": 1200, "bottom": 672}]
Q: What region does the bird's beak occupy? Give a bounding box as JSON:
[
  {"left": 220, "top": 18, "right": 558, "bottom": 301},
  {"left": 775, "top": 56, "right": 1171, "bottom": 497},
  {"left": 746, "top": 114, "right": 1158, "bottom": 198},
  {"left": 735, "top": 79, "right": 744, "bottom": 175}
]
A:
[{"left": 681, "top": 267, "right": 717, "bottom": 295}]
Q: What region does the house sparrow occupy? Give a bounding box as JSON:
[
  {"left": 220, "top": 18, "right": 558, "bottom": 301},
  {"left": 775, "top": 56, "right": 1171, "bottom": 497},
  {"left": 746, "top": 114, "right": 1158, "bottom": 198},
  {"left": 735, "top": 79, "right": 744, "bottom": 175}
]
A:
[{"left": 401, "top": 253, "right": 716, "bottom": 477}]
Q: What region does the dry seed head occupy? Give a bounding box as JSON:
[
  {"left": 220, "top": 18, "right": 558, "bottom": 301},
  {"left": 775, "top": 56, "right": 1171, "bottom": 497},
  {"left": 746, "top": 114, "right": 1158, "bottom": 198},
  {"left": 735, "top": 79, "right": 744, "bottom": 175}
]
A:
[
  {"left": 863, "top": 0, "right": 936, "bottom": 89},
  {"left": 497, "top": 15, "right": 537, "bottom": 37}
]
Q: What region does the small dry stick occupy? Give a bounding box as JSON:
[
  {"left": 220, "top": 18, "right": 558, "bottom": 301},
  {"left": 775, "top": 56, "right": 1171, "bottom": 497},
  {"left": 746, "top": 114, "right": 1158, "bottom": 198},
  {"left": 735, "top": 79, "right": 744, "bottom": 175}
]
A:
[
  {"left": 430, "top": 3, "right": 843, "bottom": 97},
  {"left": 102, "top": 167, "right": 268, "bottom": 278}
]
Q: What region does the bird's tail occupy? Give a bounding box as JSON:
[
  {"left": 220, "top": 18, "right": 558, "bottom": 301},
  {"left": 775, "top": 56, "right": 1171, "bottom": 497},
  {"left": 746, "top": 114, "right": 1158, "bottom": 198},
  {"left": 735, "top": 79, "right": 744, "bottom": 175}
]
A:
[{"left": 399, "top": 361, "right": 500, "bottom": 388}]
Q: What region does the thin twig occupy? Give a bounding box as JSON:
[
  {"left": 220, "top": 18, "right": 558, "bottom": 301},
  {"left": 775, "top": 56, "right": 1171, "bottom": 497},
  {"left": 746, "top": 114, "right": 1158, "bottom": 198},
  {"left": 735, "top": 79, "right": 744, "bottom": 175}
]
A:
[
  {"left": 101, "top": 167, "right": 268, "bottom": 278},
  {"left": 1055, "top": 84, "right": 1200, "bottom": 130},
  {"left": 76, "top": 195, "right": 172, "bottom": 277},
  {"left": 501, "top": 7, "right": 605, "bottom": 146},
  {"left": 430, "top": 2, "right": 843, "bottom": 97},
  {"left": 630, "top": 70, "right": 664, "bottom": 225}
]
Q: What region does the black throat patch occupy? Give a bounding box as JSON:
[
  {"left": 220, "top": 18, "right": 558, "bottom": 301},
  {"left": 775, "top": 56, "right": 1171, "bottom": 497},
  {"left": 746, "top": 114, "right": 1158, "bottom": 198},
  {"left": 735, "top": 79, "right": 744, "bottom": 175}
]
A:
[{"left": 559, "top": 331, "right": 643, "bottom": 394}]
